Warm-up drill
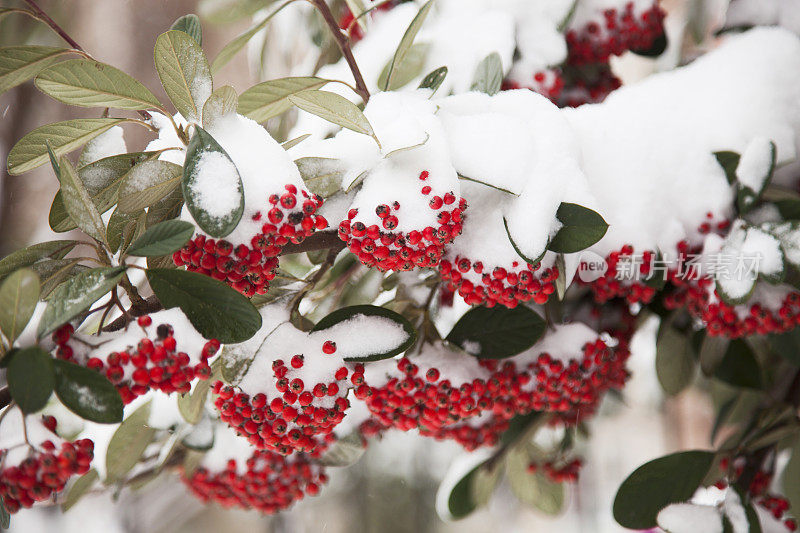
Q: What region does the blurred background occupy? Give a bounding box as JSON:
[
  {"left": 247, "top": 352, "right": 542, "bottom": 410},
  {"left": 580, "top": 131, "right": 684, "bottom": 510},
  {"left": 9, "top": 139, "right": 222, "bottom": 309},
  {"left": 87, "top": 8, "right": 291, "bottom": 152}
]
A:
[{"left": 0, "top": 0, "right": 743, "bottom": 531}]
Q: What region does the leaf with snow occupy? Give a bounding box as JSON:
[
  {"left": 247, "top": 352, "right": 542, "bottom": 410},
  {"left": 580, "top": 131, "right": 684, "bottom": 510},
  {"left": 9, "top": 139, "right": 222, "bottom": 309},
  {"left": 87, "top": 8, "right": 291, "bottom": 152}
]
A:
[
  {"left": 61, "top": 469, "right": 99, "bottom": 512},
  {"left": 766, "top": 222, "right": 800, "bottom": 269},
  {"left": 736, "top": 138, "right": 776, "bottom": 213},
  {"left": 470, "top": 52, "right": 503, "bottom": 96},
  {"left": 418, "top": 66, "right": 447, "bottom": 95},
  {"left": 30, "top": 259, "right": 87, "bottom": 300},
  {"left": 35, "top": 59, "right": 162, "bottom": 110},
  {"left": 126, "top": 220, "right": 194, "bottom": 257},
  {"left": 117, "top": 160, "right": 182, "bottom": 213},
  {"left": 202, "top": 85, "right": 237, "bottom": 129},
  {"left": 446, "top": 464, "right": 481, "bottom": 520},
  {"left": 7, "top": 346, "right": 55, "bottom": 413},
  {"left": 182, "top": 126, "right": 244, "bottom": 238},
  {"left": 447, "top": 305, "right": 546, "bottom": 359},
  {"left": 0, "top": 45, "right": 73, "bottom": 95},
  {"left": 54, "top": 154, "right": 107, "bottom": 244},
  {"left": 0, "top": 240, "right": 78, "bottom": 279},
  {"left": 715, "top": 223, "right": 784, "bottom": 304},
  {"left": 295, "top": 157, "right": 345, "bottom": 197},
  {"left": 548, "top": 203, "right": 609, "bottom": 254},
  {"left": 289, "top": 90, "right": 379, "bottom": 145},
  {"left": 154, "top": 30, "right": 212, "bottom": 121},
  {"left": 312, "top": 305, "right": 417, "bottom": 361},
  {"left": 238, "top": 76, "right": 328, "bottom": 123},
  {"left": 8, "top": 118, "right": 127, "bottom": 175},
  {"left": 0, "top": 268, "right": 40, "bottom": 343},
  {"left": 105, "top": 401, "right": 156, "bottom": 483},
  {"left": 53, "top": 359, "right": 124, "bottom": 423},
  {"left": 170, "top": 14, "right": 203, "bottom": 45},
  {"left": 502, "top": 217, "right": 546, "bottom": 266},
  {"left": 37, "top": 266, "right": 126, "bottom": 338},
  {"left": 382, "top": 0, "right": 434, "bottom": 91},
  {"left": 656, "top": 503, "right": 723, "bottom": 533}
]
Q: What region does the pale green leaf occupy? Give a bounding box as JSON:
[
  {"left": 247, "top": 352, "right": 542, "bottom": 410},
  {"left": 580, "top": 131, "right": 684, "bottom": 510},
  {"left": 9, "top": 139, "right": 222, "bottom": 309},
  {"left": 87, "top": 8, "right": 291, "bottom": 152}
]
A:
[
  {"left": 0, "top": 268, "right": 39, "bottom": 343},
  {"left": 154, "top": 30, "right": 212, "bottom": 121},
  {"left": 202, "top": 85, "right": 237, "bottom": 129},
  {"left": 238, "top": 76, "right": 328, "bottom": 123},
  {"left": 117, "top": 160, "right": 182, "bottom": 213},
  {"left": 57, "top": 156, "right": 107, "bottom": 243},
  {"left": 383, "top": 0, "right": 434, "bottom": 91},
  {"left": 0, "top": 45, "right": 72, "bottom": 95},
  {"left": 288, "top": 89, "right": 376, "bottom": 139}
]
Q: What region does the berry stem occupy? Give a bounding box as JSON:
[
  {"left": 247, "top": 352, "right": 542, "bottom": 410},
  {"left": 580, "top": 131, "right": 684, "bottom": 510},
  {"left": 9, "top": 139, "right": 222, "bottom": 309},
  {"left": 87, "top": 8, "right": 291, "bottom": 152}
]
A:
[{"left": 307, "top": 0, "right": 371, "bottom": 103}]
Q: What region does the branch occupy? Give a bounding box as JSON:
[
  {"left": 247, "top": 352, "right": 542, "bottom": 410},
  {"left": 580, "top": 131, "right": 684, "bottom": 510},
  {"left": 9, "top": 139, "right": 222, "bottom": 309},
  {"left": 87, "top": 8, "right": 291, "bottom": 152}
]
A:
[
  {"left": 280, "top": 230, "right": 346, "bottom": 255},
  {"left": 308, "top": 0, "right": 371, "bottom": 103},
  {"left": 22, "top": 0, "right": 84, "bottom": 51}
]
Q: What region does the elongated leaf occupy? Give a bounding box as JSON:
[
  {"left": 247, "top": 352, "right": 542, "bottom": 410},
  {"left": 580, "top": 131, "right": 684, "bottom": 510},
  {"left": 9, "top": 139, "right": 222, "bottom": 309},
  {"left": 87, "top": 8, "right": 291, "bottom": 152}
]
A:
[
  {"left": 178, "top": 377, "right": 211, "bottom": 425},
  {"left": 117, "top": 160, "right": 182, "bottom": 213},
  {"left": 202, "top": 85, "right": 237, "bottom": 129},
  {"left": 0, "top": 240, "right": 77, "bottom": 279},
  {"left": 146, "top": 268, "right": 261, "bottom": 343},
  {"left": 0, "top": 495, "right": 7, "bottom": 528},
  {"left": 418, "top": 66, "right": 447, "bottom": 94},
  {"left": 383, "top": 0, "right": 434, "bottom": 91},
  {"left": 53, "top": 359, "right": 123, "bottom": 423},
  {"left": 613, "top": 450, "right": 715, "bottom": 529},
  {"left": 502, "top": 217, "right": 546, "bottom": 266},
  {"left": 238, "top": 77, "right": 328, "bottom": 123},
  {"left": 154, "top": 30, "right": 212, "bottom": 121},
  {"left": 57, "top": 155, "right": 107, "bottom": 243},
  {"left": 448, "top": 465, "right": 481, "bottom": 520},
  {"left": 282, "top": 134, "right": 310, "bottom": 151},
  {"left": 378, "top": 42, "right": 429, "bottom": 91},
  {"left": 0, "top": 45, "right": 72, "bottom": 95},
  {"left": 8, "top": 118, "right": 127, "bottom": 175},
  {"left": 714, "top": 151, "right": 740, "bottom": 185},
  {"left": 318, "top": 432, "right": 366, "bottom": 467},
  {"left": 126, "top": 220, "right": 194, "bottom": 257},
  {"left": 655, "top": 325, "right": 695, "bottom": 395},
  {"left": 37, "top": 266, "right": 126, "bottom": 338},
  {"left": 105, "top": 401, "right": 155, "bottom": 483},
  {"left": 470, "top": 52, "right": 503, "bottom": 95},
  {"left": 106, "top": 208, "right": 140, "bottom": 254},
  {"left": 30, "top": 259, "right": 87, "bottom": 299},
  {"left": 182, "top": 126, "right": 244, "bottom": 238},
  {"left": 714, "top": 339, "right": 762, "bottom": 389},
  {"left": 170, "top": 14, "right": 203, "bottom": 45},
  {"left": 35, "top": 59, "right": 161, "bottom": 110},
  {"left": 506, "top": 447, "right": 565, "bottom": 515},
  {"left": 548, "top": 202, "right": 609, "bottom": 254},
  {"left": 0, "top": 268, "right": 39, "bottom": 342},
  {"left": 295, "top": 157, "right": 344, "bottom": 197},
  {"left": 782, "top": 440, "right": 800, "bottom": 525},
  {"left": 289, "top": 90, "right": 375, "bottom": 139},
  {"left": 7, "top": 346, "right": 55, "bottom": 413},
  {"left": 447, "top": 305, "right": 546, "bottom": 359},
  {"left": 62, "top": 468, "right": 99, "bottom": 511}
]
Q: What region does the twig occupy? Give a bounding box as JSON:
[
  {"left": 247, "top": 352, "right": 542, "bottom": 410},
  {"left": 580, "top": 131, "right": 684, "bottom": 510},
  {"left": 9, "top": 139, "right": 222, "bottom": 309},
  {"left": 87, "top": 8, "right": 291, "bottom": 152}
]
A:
[
  {"left": 280, "top": 230, "right": 346, "bottom": 255},
  {"left": 308, "top": 0, "right": 371, "bottom": 103}
]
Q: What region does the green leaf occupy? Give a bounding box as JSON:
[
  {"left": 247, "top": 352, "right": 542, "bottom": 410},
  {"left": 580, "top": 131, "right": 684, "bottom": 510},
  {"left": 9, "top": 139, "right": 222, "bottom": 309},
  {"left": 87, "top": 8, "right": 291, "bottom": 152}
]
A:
[
  {"left": 30, "top": 259, "right": 87, "bottom": 299},
  {"left": 170, "top": 14, "right": 203, "bottom": 45},
  {"left": 506, "top": 447, "right": 565, "bottom": 515},
  {"left": 447, "top": 464, "right": 481, "bottom": 519},
  {"left": 295, "top": 157, "right": 345, "bottom": 197},
  {"left": 418, "top": 66, "right": 447, "bottom": 95},
  {"left": 7, "top": 346, "right": 55, "bottom": 413},
  {"left": 105, "top": 401, "right": 155, "bottom": 484},
  {"left": 736, "top": 141, "right": 776, "bottom": 214},
  {"left": 289, "top": 90, "right": 377, "bottom": 141},
  {"left": 383, "top": 0, "right": 434, "bottom": 91},
  {"left": 117, "top": 160, "right": 182, "bottom": 213},
  {"left": 238, "top": 77, "right": 328, "bottom": 123},
  {"left": 210, "top": 0, "right": 295, "bottom": 74},
  {"left": 0, "top": 240, "right": 78, "bottom": 279},
  {"left": 312, "top": 304, "right": 417, "bottom": 362},
  {"left": 154, "top": 30, "right": 212, "bottom": 121},
  {"left": 126, "top": 220, "right": 194, "bottom": 257},
  {"left": 377, "top": 42, "right": 429, "bottom": 91},
  {"left": 146, "top": 187, "right": 184, "bottom": 228},
  {"left": 502, "top": 217, "right": 546, "bottom": 266},
  {"left": 61, "top": 468, "right": 98, "bottom": 512},
  {"left": 182, "top": 126, "right": 244, "bottom": 238},
  {"left": 35, "top": 59, "right": 162, "bottom": 110},
  {"left": 53, "top": 359, "right": 123, "bottom": 423},
  {"left": 282, "top": 134, "right": 310, "bottom": 151},
  {"left": 655, "top": 324, "right": 695, "bottom": 395},
  {"left": 146, "top": 268, "right": 261, "bottom": 343},
  {"left": 769, "top": 327, "right": 800, "bottom": 366},
  {"left": 447, "top": 305, "right": 546, "bottom": 359},
  {"left": 613, "top": 450, "right": 715, "bottom": 529},
  {"left": 630, "top": 32, "right": 668, "bottom": 57},
  {"left": 782, "top": 440, "right": 800, "bottom": 525},
  {"left": 106, "top": 209, "right": 140, "bottom": 254},
  {"left": 700, "top": 334, "right": 729, "bottom": 376},
  {"left": 714, "top": 151, "right": 740, "bottom": 185},
  {"left": 0, "top": 268, "right": 40, "bottom": 342},
  {"left": 0, "top": 494, "right": 9, "bottom": 529},
  {"left": 8, "top": 118, "right": 127, "bottom": 175},
  {"left": 202, "top": 85, "right": 237, "bottom": 129},
  {"left": 470, "top": 52, "right": 503, "bottom": 96},
  {"left": 714, "top": 339, "right": 762, "bottom": 390},
  {"left": 0, "top": 45, "right": 72, "bottom": 95},
  {"left": 318, "top": 432, "right": 366, "bottom": 467},
  {"left": 548, "top": 203, "right": 609, "bottom": 254},
  {"left": 177, "top": 377, "right": 212, "bottom": 425},
  {"left": 57, "top": 155, "right": 107, "bottom": 243},
  {"left": 37, "top": 266, "right": 126, "bottom": 338}
]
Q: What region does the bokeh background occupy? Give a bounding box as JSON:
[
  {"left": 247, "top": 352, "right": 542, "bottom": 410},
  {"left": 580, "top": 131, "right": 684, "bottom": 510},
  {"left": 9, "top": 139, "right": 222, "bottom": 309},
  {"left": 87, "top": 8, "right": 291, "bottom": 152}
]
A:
[{"left": 0, "top": 0, "right": 730, "bottom": 531}]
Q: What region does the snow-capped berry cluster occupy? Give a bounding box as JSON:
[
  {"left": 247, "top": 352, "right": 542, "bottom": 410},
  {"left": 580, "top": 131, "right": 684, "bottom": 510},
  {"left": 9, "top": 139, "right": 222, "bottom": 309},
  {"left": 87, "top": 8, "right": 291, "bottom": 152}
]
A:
[
  {"left": 565, "top": 0, "right": 666, "bottom": 65},
  {"left": 527, "top": 458, "right": 583, "bottom": 483},
  {"left": 338, "top": 171, "right": 466, "bottom": 271},
  {"left": 53, "top": 310, "right": 220, "bottom": 404},
  {"left": 0, "top": 414, "right": 94, "bottom": 514},
  {"left": 583, "top": 245, "right": 658, "bottom": 305},
  {"left": 174, "top": 186, "right": 326, "bottom": 296},
  {"left": 182, "top": 424, "right": 326, "bottom": 513},
  {"left": 505, "top": 64, "right": 622, "bottom": 108}
]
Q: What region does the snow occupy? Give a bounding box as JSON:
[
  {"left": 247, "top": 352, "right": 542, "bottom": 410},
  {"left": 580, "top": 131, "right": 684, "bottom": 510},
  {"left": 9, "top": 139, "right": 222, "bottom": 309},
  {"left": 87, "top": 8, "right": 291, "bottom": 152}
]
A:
[
  {"left": 768, "top": 222, "right": 800, "bottom": 267},
  {"left": 78, "top": 125, "right": 127, "bottom": 168},
  {"left": 515, "top": 322, "right": 601, "bottom": 365},
  {"left": 319, "top": 312, "right": 410, "bottom": 361},
  {"left": 200, "top": 421, "right": 256, "bottom": 475},
  {"left": 737, "top": 136, "right": 774, "bottom": 191},
  {"left": 657, "top": 502, "right": 723, "bottom": 533},
  {"left": 0, "top": 409, "right": 63, "bottom": 467},
  {"left": 725, "top": 0, "right": 800, "bottom": 35},
  {"left": 187, "top": 151, "right": 242, "bottom": 219}
]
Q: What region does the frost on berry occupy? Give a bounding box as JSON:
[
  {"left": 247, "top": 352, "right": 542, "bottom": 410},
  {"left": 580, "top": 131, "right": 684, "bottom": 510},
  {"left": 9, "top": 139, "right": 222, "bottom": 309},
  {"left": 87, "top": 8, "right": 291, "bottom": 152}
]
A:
[
  {"left": 565, "top": 0, "right": 666, "bottom": 66},
  {"left": 53, "top": 309, "right": 220, "bottom": 404},
  {"left": 0, "top": 411, "right": 94, "bottom": 514},
  {"left": 214, "top": 323, "right": 351, "bottom": 456},
  {"left": 172, "top": 113, "right": 327, "bottom": 296},
  {"left": 182, "top": 423, "right": 326, "bottom": 513}
]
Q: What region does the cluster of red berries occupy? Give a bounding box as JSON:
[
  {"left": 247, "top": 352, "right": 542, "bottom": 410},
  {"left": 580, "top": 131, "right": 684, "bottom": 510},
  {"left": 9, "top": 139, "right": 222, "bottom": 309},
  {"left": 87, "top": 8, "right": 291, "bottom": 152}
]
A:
[
  {"left": 173, "top": 185, "right": 327, "bottom": 296},
  {"left": 565, "top": 1, "right": 666, "bottom": 65},
  {"left": 527, "top": 458, "right": 582, "bottom": 483},
  {"left": 504, "top": 64, "right": 621, "bottom": 108},
  {"left": 53, "top": 317, "right": 220, "bottom": 404},
  {"left": 583, "top": 245, "right": 658, "bottom": 305},
  {"left": 182, "top": 449, "right": 327, "bottom": 514},
  {"left": 338, "top": 171, "right": 465, "bottom": 271},
  {"left": 213, "top": 343, "right": 349, "bottom": 455},
  {"left": 0, "top": 416, "right": 94, "bottom": 514},
  {"left": 440, "top": 257, "right": 558, "bottom": 308},
  {"left": 357, "top": 337, "right": 629, "bottom": 450}
]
